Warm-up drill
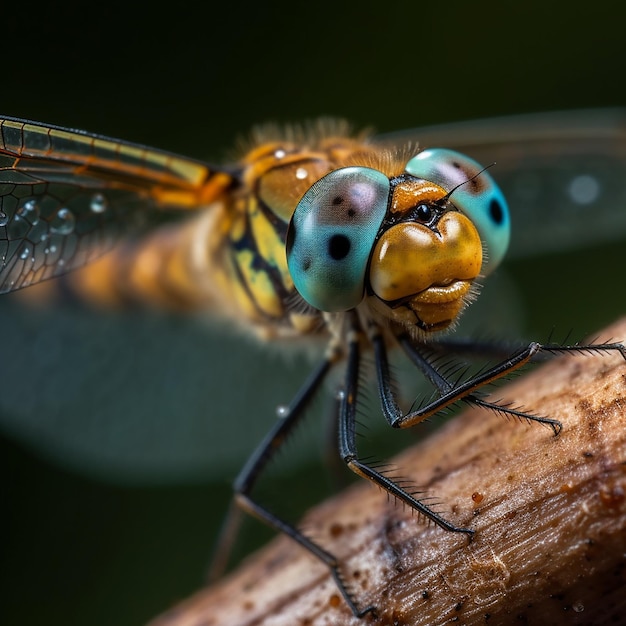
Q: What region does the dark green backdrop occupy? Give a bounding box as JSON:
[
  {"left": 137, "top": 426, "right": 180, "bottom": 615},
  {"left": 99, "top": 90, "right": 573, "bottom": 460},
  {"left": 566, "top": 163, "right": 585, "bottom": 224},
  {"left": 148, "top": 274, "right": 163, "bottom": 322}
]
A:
[{"left": 2, "top": 2, "right": 626, "bottom": 625}]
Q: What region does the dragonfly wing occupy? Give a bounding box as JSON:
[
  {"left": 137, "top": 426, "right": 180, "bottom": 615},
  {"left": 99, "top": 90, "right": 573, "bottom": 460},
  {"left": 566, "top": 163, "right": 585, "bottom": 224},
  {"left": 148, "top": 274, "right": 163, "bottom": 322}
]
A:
[
  {"left": 375, "top": 109, "right": 626, "bottom": 258},
  {"left": 0, "top": 116, "right": 235, "bottom": 293}
]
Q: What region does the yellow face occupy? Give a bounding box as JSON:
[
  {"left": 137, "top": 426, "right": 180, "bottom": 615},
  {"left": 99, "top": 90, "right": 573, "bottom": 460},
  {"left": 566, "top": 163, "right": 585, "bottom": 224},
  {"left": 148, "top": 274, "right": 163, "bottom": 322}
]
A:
[{"left": 368, "top": 179, "right": 483, "bottom": 332}]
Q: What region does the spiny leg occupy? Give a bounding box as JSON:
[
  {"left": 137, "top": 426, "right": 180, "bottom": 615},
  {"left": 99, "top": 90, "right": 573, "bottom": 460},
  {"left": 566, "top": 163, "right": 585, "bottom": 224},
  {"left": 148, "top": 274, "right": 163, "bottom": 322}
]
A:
[
  {"left": 375, "top": 328, "right": 626, "bottom": 431},
  {"left": 208, "top": 353, "right": 331, "bottom": 580},
  {"left": 209, "top": 343, "right": 374, "bottom": 618},
  {"left": 421, "top": 334, "right": 626, "bottom": 365},
  {"left": 421, "top": 336, "right": 532, "bottom": 362},
  {"left": 338, "top": 322, "right": 474, "bottom": 538},
  {"left": 396, "top": 334, "right": 562, "bottom": 433}
]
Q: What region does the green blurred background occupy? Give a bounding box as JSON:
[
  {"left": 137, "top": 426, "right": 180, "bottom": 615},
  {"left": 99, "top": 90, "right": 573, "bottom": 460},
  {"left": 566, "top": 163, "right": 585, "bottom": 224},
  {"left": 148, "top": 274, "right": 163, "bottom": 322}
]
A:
[{"left": 2, "top": 2, "right": 626, "bottom": 625}]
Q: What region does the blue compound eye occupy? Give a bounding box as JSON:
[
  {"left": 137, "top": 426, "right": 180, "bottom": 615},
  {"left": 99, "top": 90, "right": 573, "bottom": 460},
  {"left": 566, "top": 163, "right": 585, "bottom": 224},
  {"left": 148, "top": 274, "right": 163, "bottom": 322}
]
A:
[
  {"left": 405, "top": 149, "right": 510, "bottom": 274},
  {"left": 286, "top": 167, "right": 390, "bottom": 311}
]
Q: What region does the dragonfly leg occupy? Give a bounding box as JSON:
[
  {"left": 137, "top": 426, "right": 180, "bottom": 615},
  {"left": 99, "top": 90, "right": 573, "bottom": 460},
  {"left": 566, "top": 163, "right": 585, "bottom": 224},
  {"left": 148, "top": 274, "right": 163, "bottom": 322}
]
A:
[
  {"left": 339, "top": 323, "right": 475, "bottom": 538},
  {"left": 422, "top": 335, "right": 532, "bottom": 362},
  {"left": 210, "top": 343, "right": 375, "bottom": 617},
  {"left": 375, "top": 330, "right": 626, "bottom": 431},
  {"left": 394, "top": 334, "right": 562, "bottom": 433},
  {"left": 234, "top": 493, "right": 375, "bottom": 617},
  {"left": 419, "top": 334, "right": 626, "bottom": 364}
]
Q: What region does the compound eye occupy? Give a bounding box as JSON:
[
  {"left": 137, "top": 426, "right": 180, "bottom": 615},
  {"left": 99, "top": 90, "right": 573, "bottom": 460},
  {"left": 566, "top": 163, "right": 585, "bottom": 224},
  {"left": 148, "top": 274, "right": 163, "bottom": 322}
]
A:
[
  {"left": 286, "top": 166, "right": 390, "bottom": 311},
  {"left": 405, "top": 149, "right": 510, "bottom": 274}
]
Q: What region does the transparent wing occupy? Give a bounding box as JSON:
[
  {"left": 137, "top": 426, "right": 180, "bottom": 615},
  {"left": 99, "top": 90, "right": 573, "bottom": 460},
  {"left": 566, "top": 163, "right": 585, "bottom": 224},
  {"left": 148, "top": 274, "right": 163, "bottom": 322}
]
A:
[
  {"left": 0, "top": 116, "right": 234, "bottom": 293},
  {"left": 375, "top": 109, "right": 626, "bottom": 258}
]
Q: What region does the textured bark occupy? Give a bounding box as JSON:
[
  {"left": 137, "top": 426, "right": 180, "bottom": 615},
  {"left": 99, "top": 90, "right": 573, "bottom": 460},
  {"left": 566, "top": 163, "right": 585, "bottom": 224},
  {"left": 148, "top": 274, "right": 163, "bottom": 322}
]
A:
[{"left": 150, "top": 319, "right": 626, "bottom": 626}]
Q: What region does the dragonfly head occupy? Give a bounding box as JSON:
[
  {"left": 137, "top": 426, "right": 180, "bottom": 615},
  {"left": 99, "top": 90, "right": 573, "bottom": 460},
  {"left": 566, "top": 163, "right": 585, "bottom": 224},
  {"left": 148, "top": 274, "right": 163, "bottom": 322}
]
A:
[{"left": 286, "top": 149, "right": 510, "bottom": 333}]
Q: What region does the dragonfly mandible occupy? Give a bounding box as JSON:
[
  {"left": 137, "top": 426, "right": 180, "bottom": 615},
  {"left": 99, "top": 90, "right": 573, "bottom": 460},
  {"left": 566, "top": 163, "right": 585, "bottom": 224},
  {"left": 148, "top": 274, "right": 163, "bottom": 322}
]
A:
[{"left": 1, "top": 112, "right": 625, "bottom": 617}]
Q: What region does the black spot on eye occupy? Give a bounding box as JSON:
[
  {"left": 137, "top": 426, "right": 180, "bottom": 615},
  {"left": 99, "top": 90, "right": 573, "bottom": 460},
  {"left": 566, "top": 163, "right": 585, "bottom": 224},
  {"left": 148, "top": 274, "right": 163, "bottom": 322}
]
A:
[
  {"left": 332, "top": 196, "right": 343, "bottom": 205},
  {"left": 346, "top": 207, "right": 356, "bottom": 218},
  {"left": 302, "top": 257, "right": 311, "bottom": 271},
  {"left": 328, "top": 234, "right": 351, "bottom": 260},
  {"left": 489, "top": 198, "right": 504, "bottom": 225}
]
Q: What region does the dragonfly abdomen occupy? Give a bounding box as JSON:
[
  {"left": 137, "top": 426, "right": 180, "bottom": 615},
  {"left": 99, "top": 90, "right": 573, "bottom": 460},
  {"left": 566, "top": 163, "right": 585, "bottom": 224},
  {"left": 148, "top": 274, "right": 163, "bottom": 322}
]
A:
[{"left": 65, "top": 185, "right": 324, "bottom": 339}]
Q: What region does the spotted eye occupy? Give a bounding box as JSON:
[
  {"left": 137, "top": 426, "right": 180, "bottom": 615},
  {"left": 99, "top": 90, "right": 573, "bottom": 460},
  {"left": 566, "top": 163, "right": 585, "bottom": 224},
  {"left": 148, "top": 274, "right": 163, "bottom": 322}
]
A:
[
  {"left": 286, "top": 166, "right": 390, "bottom": 311},
  {"left": 405, "top": 149, "right": 510, "bottom": 274}
]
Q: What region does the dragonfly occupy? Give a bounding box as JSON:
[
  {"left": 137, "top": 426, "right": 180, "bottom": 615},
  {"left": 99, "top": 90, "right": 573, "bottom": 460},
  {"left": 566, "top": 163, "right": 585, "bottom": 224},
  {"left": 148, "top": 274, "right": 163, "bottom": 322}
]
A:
[{"left": 1, "top": 111, "right": 625, "bottom": 617}]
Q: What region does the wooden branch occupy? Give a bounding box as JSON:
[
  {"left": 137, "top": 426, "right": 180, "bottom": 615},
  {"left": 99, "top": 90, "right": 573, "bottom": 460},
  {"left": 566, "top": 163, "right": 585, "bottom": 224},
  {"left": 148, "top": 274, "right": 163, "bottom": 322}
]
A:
[{"left": 150, "top": 319, "right": 626, "bottom": 626}]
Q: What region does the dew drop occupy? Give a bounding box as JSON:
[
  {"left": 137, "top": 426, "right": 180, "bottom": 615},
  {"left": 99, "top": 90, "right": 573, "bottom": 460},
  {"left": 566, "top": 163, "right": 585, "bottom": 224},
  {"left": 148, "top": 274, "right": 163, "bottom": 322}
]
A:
[
  {"left": 0, "top": 211, "right": 8, "bottom": 227},
  {"left": 50, "top": 208, "right": 76, "bottom": 234},
  {"left": 276, "top": 405, "right": 289, "bottom": 418},
  {"left": 90, "top": 193, "right": 108, "bottom": 214},
  {"left": 16, "top": 199, "right": 40, "bottom": 225},
  {"left": 19, "top": 246, "right": 30, "bottom": 260}
]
